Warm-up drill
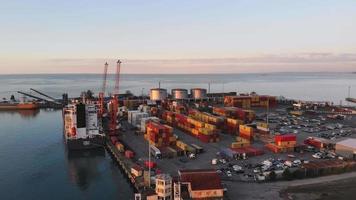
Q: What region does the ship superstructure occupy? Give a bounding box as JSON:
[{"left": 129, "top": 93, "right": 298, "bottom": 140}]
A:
[{"left": 63, "top": 103, "right": 105, "bottom": 150}]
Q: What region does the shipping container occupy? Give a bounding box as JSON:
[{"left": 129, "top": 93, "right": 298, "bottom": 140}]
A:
[
  {"left": 131, "top": 165, "right": 143, "bottom": 177},
  {"left": 125, "top": 150, "right": 135, "bottom": 158},
  {"left": 275, "top": 134, "right": 296, "bottom": 143},
  {"left": 115, "top": 142, "right": 125, "bottom": 152}
]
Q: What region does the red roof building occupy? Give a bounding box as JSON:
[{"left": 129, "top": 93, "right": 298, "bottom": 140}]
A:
[{"left": 178, "top": 169, "right": 224, "bottom": 199}]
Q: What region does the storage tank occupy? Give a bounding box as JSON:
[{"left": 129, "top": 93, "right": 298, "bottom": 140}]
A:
[
  {"left": 171, "top": 88, "right": 188, "bottom": 100},
  {"left": 190, "top": 88, "right": 207, "bottom": 99},
  {"left": 150, "top": 88, "right": 167, "bottom": 101}
]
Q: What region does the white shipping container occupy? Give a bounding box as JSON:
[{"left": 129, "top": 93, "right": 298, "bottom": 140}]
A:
[{"left": 128, "top": 110, "right": 141, "bottom": 124}]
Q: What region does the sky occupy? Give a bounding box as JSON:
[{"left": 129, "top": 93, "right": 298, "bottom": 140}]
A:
[{"left": 0, "top": 0, "right": 356, "bottom": 74}]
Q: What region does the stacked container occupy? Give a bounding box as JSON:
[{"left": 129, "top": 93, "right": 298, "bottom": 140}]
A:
[
  {"left": 145, "top": 121, "right": 176, "bottom": 147},
  {"left": 141, "top": 117, "right": 160, "bottom": 133},
  {"left": 231, "top": 137, "right": 250, "bottom": 148},
  {"left": 213, "top": 107, "right": 255, "bottom": 123},
  {"left": 265, "top": 134, "right": 297, "bottom": 153},
  {"left": 128, "top": 111, "right": 149, "bottom": 128},
  {"left": 161, "top": 111, "right": 219, "bottom": 143},
  {"left": 230, "top": 146, "right": 264, "bottom": 157},
  {"left": 256, "top": 122, "right": 270, "bottom": 134},
  {"left": 188, "top": 109, "right": 225, "bottom": 127},
  {"left": 259, "top": 95, "right": 277, "bottom": 107},
  {"left": 224, "top": 95, "right": 277, "bottom": 108},
  {"left": 239, "top": 125, "right": 254, "bottom": 141},
  {"left": 275, "top": 134, "right": 297, "bottom": 147},
  {"left": 225, "top": 117, "right": 245, "bottom": 135},
  {"left": 224, "top": 96, "right": 251, "bottom": 108}
]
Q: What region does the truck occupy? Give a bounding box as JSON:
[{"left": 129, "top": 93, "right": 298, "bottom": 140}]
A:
[
  {"left": 150, "top": 145, "right": 162, "bottom": 159},
  {"left": 191, "top": 143, "right": 204, "bottom": 154}
]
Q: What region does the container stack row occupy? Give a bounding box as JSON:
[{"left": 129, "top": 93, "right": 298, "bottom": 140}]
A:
[
  {"left": 239, "top": 125, "right": 255, "bottom": 141},
  {"left": 231, "top": 137, "right": 251, "bottom": 148},
  {"left": 144, "top": 121, "right": 176, "bottom": 147},
  {"left": 188, "top": 109, "right": 225, "bottom": 127},
  {"left": 212, "top": 107, "right": 255, "bottom": 123},
  {"left": 224, "top": 95, "right": 277, "bottom": 108},
  {"left": 265, "top": 134, "right": 297, "bottom": 153},
  {"left": 128, "top": 111, "right": 149, "bottom": 128},
  {"left": 256, "top": 122, "right": 270, "bottom": 134},
  {"left": 161, "top": 111, "right": 220, "bottom": 143},
  {"left": 110, "top": 136, "right": 136, "bottom": 158}
]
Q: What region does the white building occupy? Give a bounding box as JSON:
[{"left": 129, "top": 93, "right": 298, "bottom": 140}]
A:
[{"left": 156, "top": 174, "right": 172, "bottom": 200}]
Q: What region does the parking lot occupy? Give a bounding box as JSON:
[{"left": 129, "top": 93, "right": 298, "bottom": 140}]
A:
[{"left": 118, "top": 106, "right": 356, "bottom": 199}]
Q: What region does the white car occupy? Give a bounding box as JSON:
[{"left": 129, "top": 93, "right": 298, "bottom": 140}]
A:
[
  {"left": 226, "top": 171, "right": 232, "bottom": 177},
  {"left": 219, "top": 159, "right": 226, "bottom": 164},
  {"left": 312, "top": 153, "right": 322, "bottom": 159},
  {"left": 233, "top": 165, "right": 242, "bottom": 171}
]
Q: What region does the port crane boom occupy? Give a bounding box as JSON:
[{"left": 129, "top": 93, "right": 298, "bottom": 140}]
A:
[
  {"left": 30, "top": 88, "right": 58, "bottom": 102},
  {"left": 17, "top": 91, "right": 50, "bottom": 102}
]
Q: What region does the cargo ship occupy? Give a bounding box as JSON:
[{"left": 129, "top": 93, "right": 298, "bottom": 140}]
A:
[
  {"left": 0, "top": 101, "right": 39, "bottom": 110},
  {"left": 63, "top": 103, "right": 105, "bottom": 150}
]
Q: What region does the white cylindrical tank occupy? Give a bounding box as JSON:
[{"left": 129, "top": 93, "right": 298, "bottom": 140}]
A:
[
  {"left": 171, "top": 89, "right": 188, "bottom": 100},
  {"left": 150, "top": 88, "right": 167, "bottom": 101},
  {"left": 190, "top": 88, "right": 207, "bottom": 99}
]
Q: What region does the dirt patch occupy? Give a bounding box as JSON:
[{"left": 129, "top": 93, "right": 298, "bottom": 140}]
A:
[{"left": 281, "top": 177, "right": 356, "bottom": 200}]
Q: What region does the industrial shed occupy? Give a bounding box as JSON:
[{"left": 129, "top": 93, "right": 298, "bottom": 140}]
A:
[{"left": 335, "top": 138, "right": 356, "bottom": 160}]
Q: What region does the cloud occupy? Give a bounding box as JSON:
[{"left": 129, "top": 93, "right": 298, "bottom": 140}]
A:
[{"left": 1, "top": 53, "right": 356, "bottom": 74}]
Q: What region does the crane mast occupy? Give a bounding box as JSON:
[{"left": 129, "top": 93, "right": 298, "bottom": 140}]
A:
[
  {"left": 98, "top": 62, "right": 108, "bottom": 117},
  {"left": 109, "top": 60, "right": 121, "bottom": 134}
]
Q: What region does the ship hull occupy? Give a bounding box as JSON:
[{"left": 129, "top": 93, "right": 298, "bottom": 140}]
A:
[
  {"left": 66, "top": 135, "right": 106, "bottom": 150},
  {"left": 0, "top": 103, "right": 39, "bottom": 110}
]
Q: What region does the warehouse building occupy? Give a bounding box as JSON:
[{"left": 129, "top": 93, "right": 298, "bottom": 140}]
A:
[
  {"left": 335, "top": 138, "right": 356, "bottom": 160},
  {"left": 177, "top": 169, "right": 223, "bottom": 200}
]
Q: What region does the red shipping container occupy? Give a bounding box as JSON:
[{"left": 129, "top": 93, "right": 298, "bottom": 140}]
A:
[
  {"left": 144, "top": 161, "right": 156, "bottom": 169},
  {"left": 125, "top": 150, "right": 135, "bottom": 158},
  {"left": 304, "top": 138, "right": 322, "bottom": 149},
  {"left": 275, "top": 134, "right": 296, "bottom": 143}
]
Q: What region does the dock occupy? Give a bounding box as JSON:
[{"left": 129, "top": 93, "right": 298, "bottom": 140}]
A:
[{"left": 104, "top": 134, "right": 150, "bottom": 198}]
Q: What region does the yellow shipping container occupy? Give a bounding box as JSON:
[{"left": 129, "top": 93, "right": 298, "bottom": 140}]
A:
[
  {"left": 204, "top": 123, "right": 216, "bottom": 130},
  {"left": 199, "top": 128, "right": 213, "bottom": 135},
  {"left": 192, "top": 129, "right": 200, "bottom": 135},
  {"left": 239, "top": 125, "right": 253, "bottom": 134},
  {"left": 257, "top": 122, "right": 269, "bottom": 129},
  {"left": 231, "top": 142, "right": 250, "bottom": 148},
  {"left": 236, "top": 136, "right": 250, "bottom": 143}
]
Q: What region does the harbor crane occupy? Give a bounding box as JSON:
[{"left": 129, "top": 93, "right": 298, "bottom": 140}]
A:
[
  {"left": 109, "top": 59, "right": 121, "bottom": 134},
  {"left": 98, "top": 62, "right": 109, "bottom": 117},
  {"left": 98, "top": 60, "right": 122, "bottom": 135}
]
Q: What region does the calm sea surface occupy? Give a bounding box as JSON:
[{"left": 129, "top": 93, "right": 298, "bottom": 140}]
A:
[{"left": 0, "top": 73, "right": 355, "bottom": 200}]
